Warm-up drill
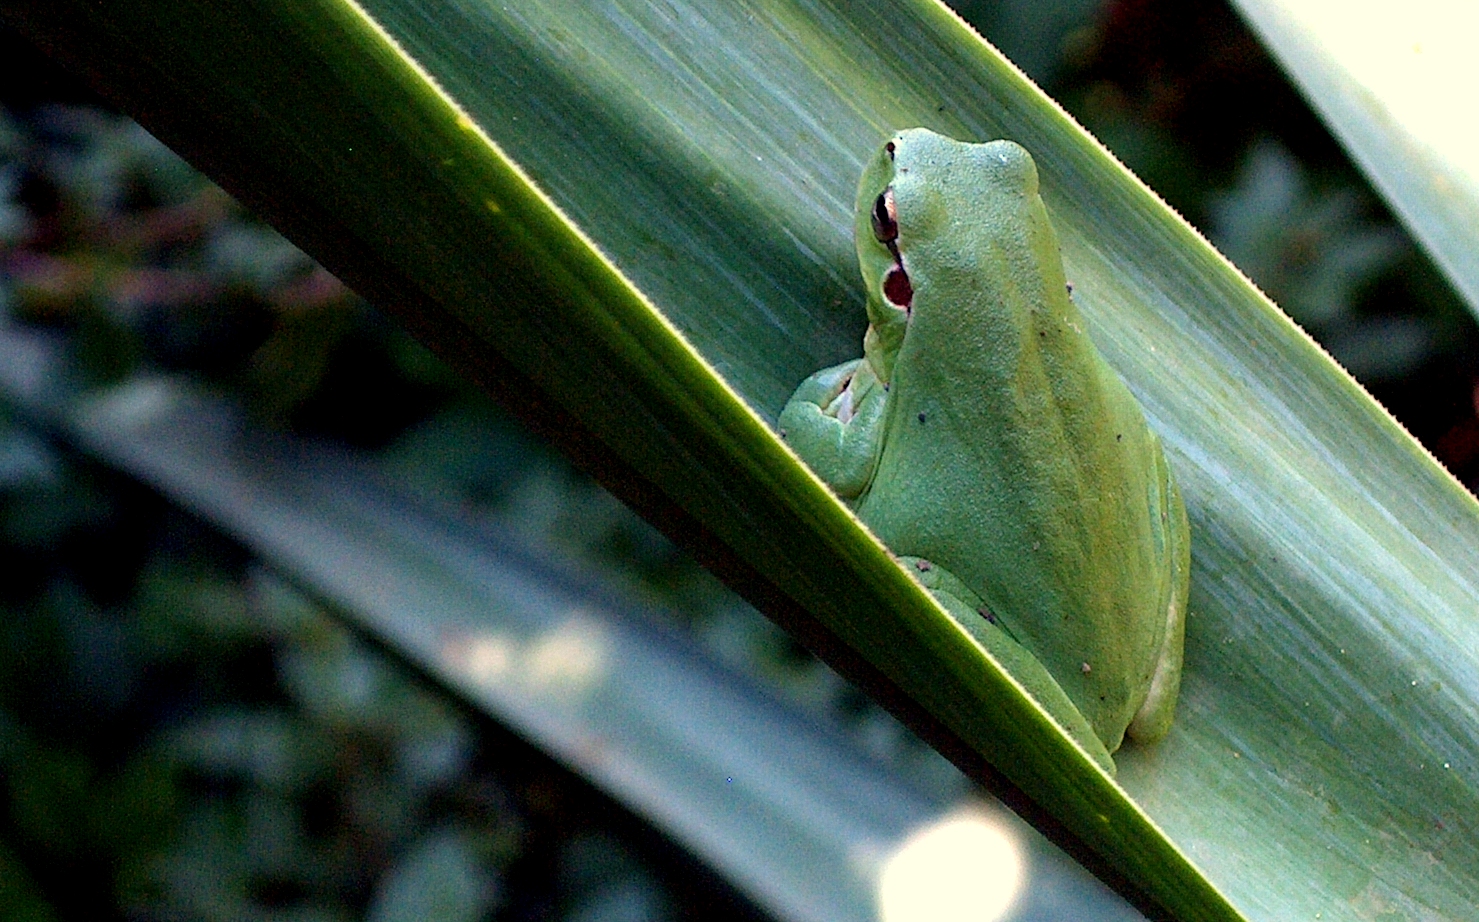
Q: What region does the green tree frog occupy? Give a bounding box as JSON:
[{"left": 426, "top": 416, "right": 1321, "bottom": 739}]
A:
[{"left": 779, "top": 129, "right": 1188, "bottom": 771}]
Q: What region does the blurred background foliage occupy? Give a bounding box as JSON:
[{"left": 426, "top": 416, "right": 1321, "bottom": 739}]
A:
[{"left": 0, "top": 0, "right": 1474, "bottom": 919}]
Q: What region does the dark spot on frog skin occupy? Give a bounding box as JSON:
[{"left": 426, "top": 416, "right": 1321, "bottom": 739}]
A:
[{"left": 917, "top": 411, "right": 927, "bottom": 424}]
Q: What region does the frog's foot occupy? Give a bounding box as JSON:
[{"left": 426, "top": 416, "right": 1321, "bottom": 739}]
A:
[
  {"left": 899, "top": 556, "right": 1116, "bottom": 774},
  {"left": 779, "top": 359, "right": 890, "bottom": 499}
]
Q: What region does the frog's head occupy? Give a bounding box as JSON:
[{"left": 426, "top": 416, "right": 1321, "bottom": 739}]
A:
[{"left": 856, "top": 129, "right": 1068, "bottom": 379}]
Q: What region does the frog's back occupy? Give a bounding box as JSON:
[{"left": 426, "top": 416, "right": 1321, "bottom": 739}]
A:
[{"left": 854, "top": 136, "right": 1178, "bottom": 750}]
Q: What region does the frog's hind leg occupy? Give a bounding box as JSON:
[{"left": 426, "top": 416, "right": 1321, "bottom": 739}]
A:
[
  {"left": 1126, "top": 477, "right": 1189, "bottom": 744},
  {"left": 1124, "top": 574, "right": 1183, "bottom": 745},
  {"left": 899, "top": 556, "right": 1116, "bottom": 774},
  {"left": 1126, "top": 592, "right": 1184, "bottom": 744}
]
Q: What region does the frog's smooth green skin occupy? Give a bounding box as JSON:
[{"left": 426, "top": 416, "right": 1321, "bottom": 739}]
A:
[{"left": 779, "top": 129, "right": 1189, "bottom": 770}]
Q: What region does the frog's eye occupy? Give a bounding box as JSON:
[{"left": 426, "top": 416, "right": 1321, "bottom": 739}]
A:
[{"left": 871, "top": 189, "right": 898, "bottom": 244}]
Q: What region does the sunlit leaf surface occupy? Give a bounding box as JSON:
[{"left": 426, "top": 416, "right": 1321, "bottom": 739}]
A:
[{"left": 1230, "top": 0, "right": 1479, "bottom": 318}]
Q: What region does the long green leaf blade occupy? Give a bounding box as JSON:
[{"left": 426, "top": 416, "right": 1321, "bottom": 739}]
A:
[{"left": 7, "top": 1, "right": 1479, "bottom": 920}]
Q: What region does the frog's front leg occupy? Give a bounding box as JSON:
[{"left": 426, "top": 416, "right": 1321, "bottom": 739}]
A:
[
  {"left": 778, "top": 357, "right": 888, "bottom": 500},
  {"left": 902, "top": 556, "right": 1117, "bottom": 774}
]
